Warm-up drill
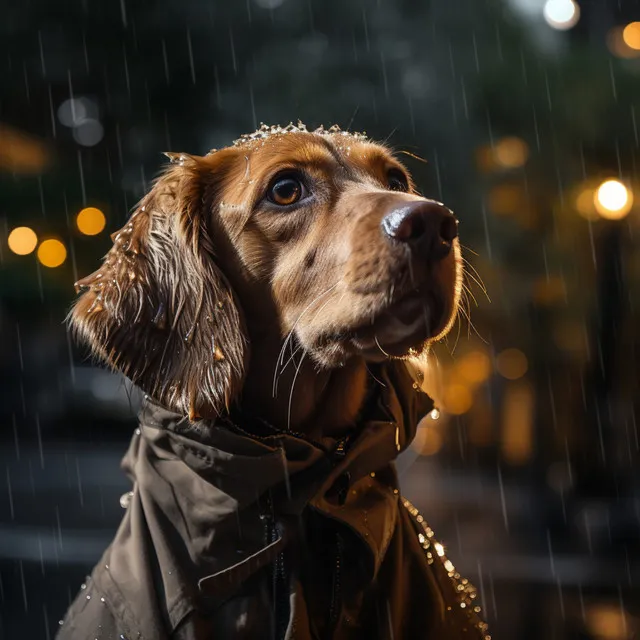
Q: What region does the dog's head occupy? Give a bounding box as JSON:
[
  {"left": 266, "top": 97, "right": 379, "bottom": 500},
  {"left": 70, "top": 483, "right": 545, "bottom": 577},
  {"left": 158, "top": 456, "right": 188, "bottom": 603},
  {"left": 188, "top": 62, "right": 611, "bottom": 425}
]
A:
[{"left": 70, "top": 124, "right": 461, "bottom": 420}]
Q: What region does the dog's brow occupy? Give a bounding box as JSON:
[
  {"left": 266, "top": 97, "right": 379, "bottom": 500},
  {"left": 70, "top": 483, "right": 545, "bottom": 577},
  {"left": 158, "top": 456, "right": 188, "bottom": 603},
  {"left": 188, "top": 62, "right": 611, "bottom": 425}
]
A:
[{"left": 260, "top": 148, "right": 340, "bottom": 178}]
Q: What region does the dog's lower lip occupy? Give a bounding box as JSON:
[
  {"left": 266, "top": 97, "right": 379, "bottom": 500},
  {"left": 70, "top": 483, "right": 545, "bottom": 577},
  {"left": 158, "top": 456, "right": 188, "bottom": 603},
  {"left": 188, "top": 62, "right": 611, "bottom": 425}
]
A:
[{"left": 350, "top": 291, "right": 443, "bottom": 350}]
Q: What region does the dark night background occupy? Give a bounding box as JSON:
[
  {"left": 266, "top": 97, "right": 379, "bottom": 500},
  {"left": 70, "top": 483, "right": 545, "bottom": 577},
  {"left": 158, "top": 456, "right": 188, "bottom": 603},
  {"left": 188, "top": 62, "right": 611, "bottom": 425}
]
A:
[{"left": 2, "top": 0, "right": 640, "bottom": 637}]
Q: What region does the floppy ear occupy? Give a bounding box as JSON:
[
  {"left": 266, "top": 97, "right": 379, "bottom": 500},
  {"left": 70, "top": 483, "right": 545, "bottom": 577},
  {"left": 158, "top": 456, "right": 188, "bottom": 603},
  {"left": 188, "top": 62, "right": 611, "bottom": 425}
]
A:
[{"left": 69, "top": 152, "right": 248, "bottom": 420}]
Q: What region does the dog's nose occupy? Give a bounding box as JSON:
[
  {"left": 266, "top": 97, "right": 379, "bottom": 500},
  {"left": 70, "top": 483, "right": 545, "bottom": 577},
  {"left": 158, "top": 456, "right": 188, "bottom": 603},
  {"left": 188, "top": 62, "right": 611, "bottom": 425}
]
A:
[{"left": 381, "top": 200, "right": 458, "bottom": 259}]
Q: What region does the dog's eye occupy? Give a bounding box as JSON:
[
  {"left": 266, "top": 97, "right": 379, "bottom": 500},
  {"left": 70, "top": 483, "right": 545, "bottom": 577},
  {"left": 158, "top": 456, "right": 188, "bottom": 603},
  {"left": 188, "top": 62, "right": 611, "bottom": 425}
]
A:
[
  {"left": 268, "top": 174, "right": 306, "bottom": 206},
  {"left": 388, "top": 169, "right": 409, "bottom": 192}
]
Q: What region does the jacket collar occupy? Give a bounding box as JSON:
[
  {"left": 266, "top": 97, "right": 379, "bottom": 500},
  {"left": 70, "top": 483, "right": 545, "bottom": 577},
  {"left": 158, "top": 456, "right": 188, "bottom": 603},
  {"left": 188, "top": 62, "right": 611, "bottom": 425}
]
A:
[{"left": 101, "top": 361, "right": 433, "bottom": 635}]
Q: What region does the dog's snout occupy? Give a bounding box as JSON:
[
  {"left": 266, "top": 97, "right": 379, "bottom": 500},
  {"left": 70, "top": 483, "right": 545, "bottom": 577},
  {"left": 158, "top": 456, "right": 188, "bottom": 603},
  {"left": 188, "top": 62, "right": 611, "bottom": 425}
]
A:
[{"left": 380, "top": 200, "right": 458, "bottom": 259}]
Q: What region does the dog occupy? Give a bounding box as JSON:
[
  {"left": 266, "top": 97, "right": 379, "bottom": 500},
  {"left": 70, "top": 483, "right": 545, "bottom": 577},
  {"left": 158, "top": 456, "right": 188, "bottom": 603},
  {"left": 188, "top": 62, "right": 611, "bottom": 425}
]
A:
[{"left": 58, "top": 123, "right": 488, "bottom": 640}]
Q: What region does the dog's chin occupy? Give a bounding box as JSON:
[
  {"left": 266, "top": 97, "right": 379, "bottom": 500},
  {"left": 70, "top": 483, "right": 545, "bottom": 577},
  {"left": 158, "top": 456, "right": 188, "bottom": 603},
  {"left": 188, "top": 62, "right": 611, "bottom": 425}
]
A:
[
  {"left": 349, "top": 292, "right": 445, "bottom": 362},
  {"left": 307, "top": 291, "right": 449, "bottom": 368}
]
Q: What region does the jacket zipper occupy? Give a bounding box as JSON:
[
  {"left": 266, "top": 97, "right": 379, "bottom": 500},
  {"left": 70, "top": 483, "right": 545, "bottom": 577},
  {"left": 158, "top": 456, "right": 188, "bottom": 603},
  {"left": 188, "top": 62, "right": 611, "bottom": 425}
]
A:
[
  {"left": 328, "top": 532, "right": 343, "bottom": 636},
  {"left": 326, "top": 436, "right": 349, "bottom": 637},
  {"left": 262, "top": 492, "right": 289, "bottom": 640},
  {"left": 260, "top": 433, "right": 351, "bottom": 639}
]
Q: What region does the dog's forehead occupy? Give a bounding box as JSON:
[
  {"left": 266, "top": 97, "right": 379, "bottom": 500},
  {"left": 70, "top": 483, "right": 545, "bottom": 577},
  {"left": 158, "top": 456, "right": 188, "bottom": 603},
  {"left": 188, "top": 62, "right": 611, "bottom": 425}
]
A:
[
  {"left": 230, "top": 122, "right": 367, "bottom": 148},
  {"left": 219, "top": 123, "right": 402, "bottom": 177}
]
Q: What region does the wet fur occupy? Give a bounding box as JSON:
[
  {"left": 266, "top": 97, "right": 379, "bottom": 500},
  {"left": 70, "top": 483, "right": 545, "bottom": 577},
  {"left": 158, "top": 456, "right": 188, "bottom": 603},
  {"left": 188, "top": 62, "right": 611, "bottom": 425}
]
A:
[{"left": 69, "top": 125, "right": 461, "bottom": 430}]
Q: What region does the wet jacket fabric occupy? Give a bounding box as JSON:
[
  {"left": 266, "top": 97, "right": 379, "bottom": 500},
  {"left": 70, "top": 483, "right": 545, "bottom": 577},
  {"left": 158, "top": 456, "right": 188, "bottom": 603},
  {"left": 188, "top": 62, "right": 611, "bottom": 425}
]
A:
[{"left": 57, "top": 363, "right": 489, "bottom": 640}]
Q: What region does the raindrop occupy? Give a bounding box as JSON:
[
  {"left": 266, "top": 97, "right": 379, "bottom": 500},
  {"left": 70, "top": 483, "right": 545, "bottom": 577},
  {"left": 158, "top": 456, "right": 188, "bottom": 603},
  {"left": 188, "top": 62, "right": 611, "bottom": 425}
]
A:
[
  {"left": 19, "top": 560, "right": 28, "bottom": 612},
  {"left": 254, "top": 0, "right": 285, "bottom": 7},
  {"left": 78, "top": 150, "right": 87, "bottom": 206},
  {"left": 76, "top": 457, "right": 84, "bottom": 507},
  {"left": 186, "top": 29, "right": 196, "bottom": 84},
  {"left": 6, "top": 468, "right": 14, "bottom": 520},
  {"left": 47, "top": 86, "right": 57, "bottom": 138},
  {"left": 161, "top": 40, "right": 170, "bottom": 84},
  {"left": 496, "top": 463, "right": 508, "bottom": 532}
]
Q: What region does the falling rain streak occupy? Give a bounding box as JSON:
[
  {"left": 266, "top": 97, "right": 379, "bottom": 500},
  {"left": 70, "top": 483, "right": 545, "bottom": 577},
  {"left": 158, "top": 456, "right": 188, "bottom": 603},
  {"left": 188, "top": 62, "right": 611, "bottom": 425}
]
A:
[{"left": 2, "top": 0, "right": 640, "bottom": 638}]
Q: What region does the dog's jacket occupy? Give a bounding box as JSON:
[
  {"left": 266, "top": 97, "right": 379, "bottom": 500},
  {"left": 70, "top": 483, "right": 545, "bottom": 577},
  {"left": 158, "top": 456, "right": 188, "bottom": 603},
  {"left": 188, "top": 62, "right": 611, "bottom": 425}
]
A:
[{"left": 57, "top": 363, "right": 488, "bottom": 639}]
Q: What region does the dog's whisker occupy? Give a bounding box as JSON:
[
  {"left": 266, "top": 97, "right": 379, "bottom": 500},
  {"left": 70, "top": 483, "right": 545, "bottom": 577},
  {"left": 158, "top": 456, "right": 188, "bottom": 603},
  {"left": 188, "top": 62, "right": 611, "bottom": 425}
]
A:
[
  {"left": 272, "top": 282, "right": 340, "bottom": 397},
  {"left": 374, "top": 334, "right": 391, "bottom": 359},
  {"left": 461, "top": 263, "right": 490, "bottom": 301},
  {"left": 460, "top": 243, "right": 479, "bottom": 256},
  {"left": 450, "top": 302, "right": 463, "bottom": 355},
  {"left": 365, "top": 364, "right": 387, "bottom": 388},
  {"left": 279, "top": 343, "right": 304, "bottom": 376},
  {"left": 462, "top": 282, "right": 480, "bottom": 308},
  {"left": 286, "top": 351, "right": 307, "bottom": 431}
]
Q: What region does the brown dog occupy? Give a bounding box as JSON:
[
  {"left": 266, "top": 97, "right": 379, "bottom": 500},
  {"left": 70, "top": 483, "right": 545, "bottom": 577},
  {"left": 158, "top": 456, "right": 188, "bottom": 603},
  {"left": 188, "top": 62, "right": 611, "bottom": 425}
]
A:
[{"left": 59, "top": 124, "right": 487, "bottom": 640}]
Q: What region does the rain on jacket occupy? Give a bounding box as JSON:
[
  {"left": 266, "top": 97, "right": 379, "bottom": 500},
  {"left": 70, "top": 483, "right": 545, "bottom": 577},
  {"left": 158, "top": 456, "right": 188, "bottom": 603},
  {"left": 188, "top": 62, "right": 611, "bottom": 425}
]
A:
[{"left": 56, "top": 362, "right": 489, "bottom": 639}]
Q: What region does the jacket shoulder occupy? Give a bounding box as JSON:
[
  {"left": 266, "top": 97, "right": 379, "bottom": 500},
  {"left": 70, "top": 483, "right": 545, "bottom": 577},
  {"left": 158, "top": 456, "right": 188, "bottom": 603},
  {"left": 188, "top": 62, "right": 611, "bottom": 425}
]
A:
[
  {"left": 400, "top": 497, "right": 491, "bottom": 639},
  {"left": 55, "top": 578, "right": 123, "bottom": 640}
]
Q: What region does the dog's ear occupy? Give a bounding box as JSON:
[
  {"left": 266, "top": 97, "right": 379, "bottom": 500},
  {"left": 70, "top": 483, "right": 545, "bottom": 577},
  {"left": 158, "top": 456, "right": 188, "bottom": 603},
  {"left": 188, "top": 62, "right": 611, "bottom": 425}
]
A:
[{"left": 69, "top": 151, "right": 248, "bottom": 420}]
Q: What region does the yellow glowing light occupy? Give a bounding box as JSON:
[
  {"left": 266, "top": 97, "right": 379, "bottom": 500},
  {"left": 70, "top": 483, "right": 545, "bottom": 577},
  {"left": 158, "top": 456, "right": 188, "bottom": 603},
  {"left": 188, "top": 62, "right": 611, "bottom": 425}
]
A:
[
  {"left": 37, "top": 239, "right": 67, "bottom": 268},
  {"left": 443, "top": 384, "right": 473, "bottom": 415},
  {"left": 488, "top": 184, "right": 523, "bottom": 215},
  {"left": 76, "top": 207, "right": 106, "bottom": 236},
  {"left": 8, "top": 226, "right": 38, "bottom": 255},
  {"left": 585, "top": 604, "right": 630, "bottom": 640},
  {"left": 493, "top": 137, "right": 529, "bottom": 169},
  {"left": 501, "top": 381, "right": 534, "bottom": 466},
  {"left": 434, "top": 542, "right": 445, "bottom": 557},
  {"left": 594, "top": 179, "right": 633, "bottom": 219},
  {"left": 496, "top": 348, "right": 528, "bottom": 380},
  {"left": 623, "top": 22, "right": 640, "bottom": 50},
  {"left": 543, "top": 0, "right": 580, "bottom": 31},
  {"left": 457, "top": 350, "right": 492, "bottom": 385},
  {"left": 532, "top": 276, "right": 566, "bottom": 306},
  {"left": 607, "top": 26, "right": 640, "bottom": 59},
  {"left": 575, "top": 188, "right": 599, "bottom": 220}
]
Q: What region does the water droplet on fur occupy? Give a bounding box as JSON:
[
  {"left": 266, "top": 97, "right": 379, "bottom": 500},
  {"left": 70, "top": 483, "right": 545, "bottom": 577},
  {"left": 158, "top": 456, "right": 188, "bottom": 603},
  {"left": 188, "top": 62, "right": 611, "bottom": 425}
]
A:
[
  {"left": 184, "top": 323, "right": 197, "bottom": 345},
  {"left": 87, "top": 296, "right": 104, "bottom": 314}
]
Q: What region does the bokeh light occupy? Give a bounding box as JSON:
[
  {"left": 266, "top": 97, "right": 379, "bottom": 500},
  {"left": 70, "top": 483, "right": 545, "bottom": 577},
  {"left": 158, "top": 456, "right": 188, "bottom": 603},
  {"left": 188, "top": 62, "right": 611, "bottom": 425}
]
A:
[
  {"left": 532, "top": 276, "right": 567, "bottom": 306},
  {"left": 457, "top": 350, "right": 492, "bottom": 384},
  {"left": 8, "top": 226, "right": 38, "bottom": 255},
  {"left": 501, "top": 381, "right": 534, "bottom": 465},
  {"left": 496, "top": 348, "right": 528, "bottom": 380},
  {"left": 543, "top": 0, "right": 580, "bottom": 30},
  {"left": 493, "top": 137, "right": 529, "bottom": 169},
  {"left": 77, "top": 207, "right": 107, "bottom": 235},
  {"left": 488, "top": 184, "right": 523, "bottom": 215},
  {"left": 442, "top": 383, "right": 473, "bottom": 415},
  {"left": 594, "top": 179, "right": 633, "bottom": 220},
  {"left": 623, "top": 22, "right": 640, "bottom": 50},
  {"left": 607, "top": 26, "right": 640, "bottom": 59},
  {"left": 575, "top": 186, "right": 599, "bottom": 220},
  {"left": 37, "top": 239, "right": 67, "bottom": 268},
  {"left": 73, "top": 120, "right": 104, "bottom": 147}
]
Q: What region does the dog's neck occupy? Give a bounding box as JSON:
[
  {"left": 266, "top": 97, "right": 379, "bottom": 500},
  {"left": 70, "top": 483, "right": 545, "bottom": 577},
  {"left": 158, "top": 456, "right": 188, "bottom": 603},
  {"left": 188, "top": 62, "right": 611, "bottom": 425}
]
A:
[{"left": 240, "top": 340, "right": 369, "bottom": 439}]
